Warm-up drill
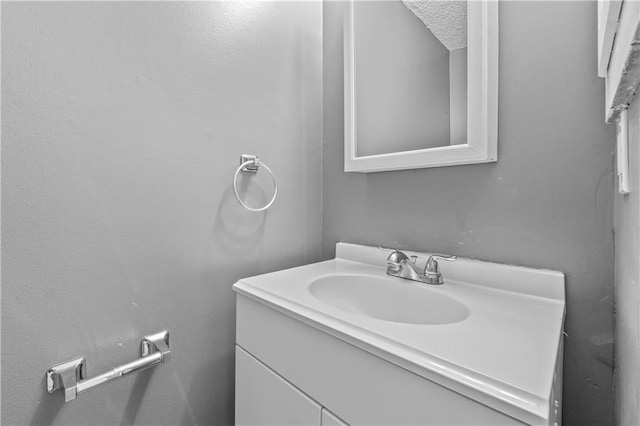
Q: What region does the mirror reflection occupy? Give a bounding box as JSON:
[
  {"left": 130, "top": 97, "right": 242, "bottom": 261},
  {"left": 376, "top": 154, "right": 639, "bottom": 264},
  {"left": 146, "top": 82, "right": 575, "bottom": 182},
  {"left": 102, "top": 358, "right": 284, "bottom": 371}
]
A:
[{"left": 354, "top": 0, "right": 467, "bottom": 157}]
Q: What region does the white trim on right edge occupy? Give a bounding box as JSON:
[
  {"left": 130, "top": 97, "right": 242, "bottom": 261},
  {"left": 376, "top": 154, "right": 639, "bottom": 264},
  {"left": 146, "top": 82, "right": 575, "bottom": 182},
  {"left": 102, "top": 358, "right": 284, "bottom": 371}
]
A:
[{"left": 598, "top": 0, "right": 623, "bottom": 78}]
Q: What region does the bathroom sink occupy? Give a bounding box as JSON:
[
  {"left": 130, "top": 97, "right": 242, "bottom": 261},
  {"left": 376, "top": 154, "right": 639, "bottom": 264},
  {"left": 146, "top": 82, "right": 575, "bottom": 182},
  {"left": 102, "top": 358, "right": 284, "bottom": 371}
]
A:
[
  {"left": 308, "top": 274, "right": 469, "bottom": 325},
  {"left": 234, "top": 242, "right": 566, "bottom": 425}
]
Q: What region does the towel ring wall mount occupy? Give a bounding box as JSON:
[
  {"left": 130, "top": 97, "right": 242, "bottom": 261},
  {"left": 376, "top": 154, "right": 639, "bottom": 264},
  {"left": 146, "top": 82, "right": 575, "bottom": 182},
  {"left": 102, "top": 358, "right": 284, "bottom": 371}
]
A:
[{"left": 233, "top": 154, "right": 278, "bottom": 212}]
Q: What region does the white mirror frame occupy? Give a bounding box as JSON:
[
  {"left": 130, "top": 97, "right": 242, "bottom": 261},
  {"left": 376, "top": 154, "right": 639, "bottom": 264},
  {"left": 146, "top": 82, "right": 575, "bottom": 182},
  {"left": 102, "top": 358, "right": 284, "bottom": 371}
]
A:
[{"left": 344, "top": 0, "right": 499, "bottom": 173}]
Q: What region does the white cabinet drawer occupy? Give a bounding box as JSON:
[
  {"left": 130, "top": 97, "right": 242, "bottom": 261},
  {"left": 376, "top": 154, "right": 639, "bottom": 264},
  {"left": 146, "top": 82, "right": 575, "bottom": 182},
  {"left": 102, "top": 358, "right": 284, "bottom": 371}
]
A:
[
  {"left": 235, "top": 345, "right": 321, "bottom": 426},
  {"left": 322, "top": 408, "right": 348, "bottom": 426}
]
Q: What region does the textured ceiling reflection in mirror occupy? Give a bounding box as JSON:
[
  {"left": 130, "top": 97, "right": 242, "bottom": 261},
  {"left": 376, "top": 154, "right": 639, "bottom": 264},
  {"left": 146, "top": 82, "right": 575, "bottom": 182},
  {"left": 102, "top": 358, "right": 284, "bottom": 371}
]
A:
[{"left": 401, "top": 0, "right": 467, "bottom": 51}]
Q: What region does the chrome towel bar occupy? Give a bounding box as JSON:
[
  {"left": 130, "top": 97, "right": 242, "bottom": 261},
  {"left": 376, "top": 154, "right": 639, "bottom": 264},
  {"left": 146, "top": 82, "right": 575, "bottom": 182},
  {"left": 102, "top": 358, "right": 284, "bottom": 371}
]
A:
[{"left": 46, "top": 330, "right": 170, "bottom": 402}]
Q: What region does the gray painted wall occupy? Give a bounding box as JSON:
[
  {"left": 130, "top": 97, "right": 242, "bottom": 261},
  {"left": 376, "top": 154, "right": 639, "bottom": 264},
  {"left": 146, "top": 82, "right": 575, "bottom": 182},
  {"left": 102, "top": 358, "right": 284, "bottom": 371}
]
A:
[
  {"left": 614, "top": 96, "right": 640, "bottom": 425},
  {"left": 354, "top": 0, "right": 450, "bottom": 155},
  {"left": 2, "top": 2, "right": 322, "bottom": 424},
  {"left": 323, "top": 2, "right": 616, "bottom": 425},
  {"left": 2, "top": 1, "right": 622, "bottom": 425},
  {"left": 449, "top": 47, "right": 468, "bottom": 146}
]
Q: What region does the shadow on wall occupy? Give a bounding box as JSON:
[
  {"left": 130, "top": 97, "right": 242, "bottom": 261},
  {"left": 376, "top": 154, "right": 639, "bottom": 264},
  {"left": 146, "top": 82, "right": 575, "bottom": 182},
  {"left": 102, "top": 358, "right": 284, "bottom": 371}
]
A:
[
  {"left": 209, "top": 184, "right": 268, "bottom": 251},
  {"left": 216, "top": 186, "right": 266, "bottom": 241},
  {"left": 180, "top": 350, "right": 236, "bottom": 426},
  {"left": 30, "top": 380, "right": 65, "bottom": 425},
  {"left": 120, "top": 370, "right": 155, "bottom": 426}
]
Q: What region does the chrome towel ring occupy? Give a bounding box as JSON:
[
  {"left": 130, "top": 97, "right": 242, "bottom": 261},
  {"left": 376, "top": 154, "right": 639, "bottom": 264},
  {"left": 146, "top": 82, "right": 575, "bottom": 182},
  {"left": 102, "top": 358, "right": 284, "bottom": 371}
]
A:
[{"left": 233, "top": 154, "right": 278, "bottom": 212}]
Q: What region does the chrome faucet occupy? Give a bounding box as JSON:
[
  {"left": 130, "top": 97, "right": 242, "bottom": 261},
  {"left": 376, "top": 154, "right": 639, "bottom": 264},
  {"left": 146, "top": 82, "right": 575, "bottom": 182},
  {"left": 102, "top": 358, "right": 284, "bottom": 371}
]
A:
[{"left": 381, "top": 247, "right": 457, "bottom": 285}]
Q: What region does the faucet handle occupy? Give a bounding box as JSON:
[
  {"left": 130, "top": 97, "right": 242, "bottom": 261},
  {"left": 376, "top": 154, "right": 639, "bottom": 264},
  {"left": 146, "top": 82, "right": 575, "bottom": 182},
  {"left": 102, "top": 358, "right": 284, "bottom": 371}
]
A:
[
  {"left": 386, "top": 250, "right": 410, "bottom": 264},
  {"left": 380, "top": 247, "right": 411, "bottom": 275},
  {"left": 378, "top": 246, "right": 410, "bottom": 262},
  {"left": 378, "top": 245, "right": 403, "bottom": 256},
  {"left": 424, "top": 254, "right": 457, "bottom": 274}
]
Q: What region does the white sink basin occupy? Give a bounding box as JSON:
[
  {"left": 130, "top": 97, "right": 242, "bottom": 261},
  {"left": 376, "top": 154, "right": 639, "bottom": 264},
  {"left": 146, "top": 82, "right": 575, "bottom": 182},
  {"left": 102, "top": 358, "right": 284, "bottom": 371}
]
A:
[{"left": 309, "top": 274, "right": 469, "bottom": 325}]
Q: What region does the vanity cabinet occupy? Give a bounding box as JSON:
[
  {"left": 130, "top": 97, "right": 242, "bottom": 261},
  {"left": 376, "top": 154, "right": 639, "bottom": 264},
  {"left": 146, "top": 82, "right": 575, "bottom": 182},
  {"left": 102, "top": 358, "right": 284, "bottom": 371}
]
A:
[
  {"left": 322, "top": 409, "right": 348, "bottom": 426},
  {"left": 235, "top": 295, "right": 525, "bottom": 426}
]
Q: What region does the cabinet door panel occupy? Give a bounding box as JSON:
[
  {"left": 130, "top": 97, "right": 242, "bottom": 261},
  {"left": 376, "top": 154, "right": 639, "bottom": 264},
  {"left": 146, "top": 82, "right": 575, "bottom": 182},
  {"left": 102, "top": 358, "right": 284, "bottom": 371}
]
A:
[
  {"left": 235, "top": 345, "right": 321, "bottom": 426},
  {"left": 322, "top": 408, "right": 348, "bottom": 426}
]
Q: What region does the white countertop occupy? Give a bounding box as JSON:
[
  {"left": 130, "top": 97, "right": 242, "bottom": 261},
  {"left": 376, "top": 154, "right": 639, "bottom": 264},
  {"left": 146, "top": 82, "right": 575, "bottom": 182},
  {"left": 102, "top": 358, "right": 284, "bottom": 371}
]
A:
[{"left": 233, "top": 243, "right": 565, "bottom": 425}]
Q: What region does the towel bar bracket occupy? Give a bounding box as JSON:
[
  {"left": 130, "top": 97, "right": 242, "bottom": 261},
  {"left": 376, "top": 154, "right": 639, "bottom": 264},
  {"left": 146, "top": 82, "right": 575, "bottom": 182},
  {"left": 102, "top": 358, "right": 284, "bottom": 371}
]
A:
[
  {"left": 240, "top": 154, "right": 260, "bottom": 173},
  {"left": 46, "top": 330, "right": 170, "bottom": 402},
  {"left": 46, "top": 357, "right": 87, "bottom": 402},
  {"left": 141, "top": 330, "right": 170, "bottom": 362}
]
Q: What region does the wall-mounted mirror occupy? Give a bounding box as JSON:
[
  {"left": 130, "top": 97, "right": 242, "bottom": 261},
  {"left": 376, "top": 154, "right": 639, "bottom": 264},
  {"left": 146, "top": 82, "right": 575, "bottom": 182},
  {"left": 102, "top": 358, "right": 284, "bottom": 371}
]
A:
[{"left": 344, "top": 0, "right": 498, "bottom": 172}]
